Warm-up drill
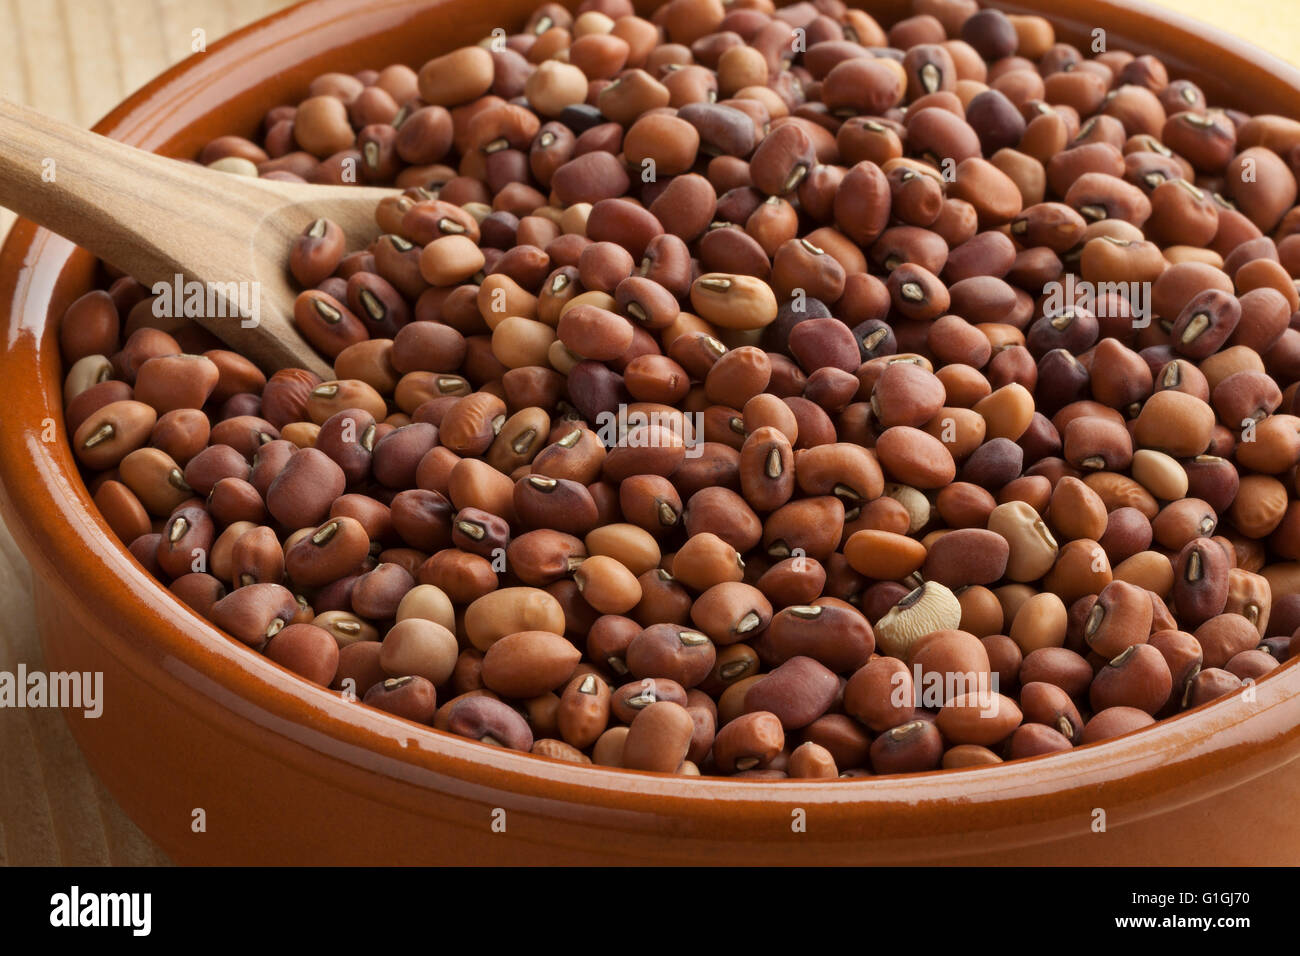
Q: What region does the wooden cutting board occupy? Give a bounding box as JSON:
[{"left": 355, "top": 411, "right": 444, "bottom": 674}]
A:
[{"left": 0, "top": 0, "right": 1295, "bottom": 866}]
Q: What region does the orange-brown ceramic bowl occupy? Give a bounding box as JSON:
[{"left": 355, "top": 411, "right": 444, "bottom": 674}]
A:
[{"left": 2, "top": 0, "right": 1300, "bottom": 866}]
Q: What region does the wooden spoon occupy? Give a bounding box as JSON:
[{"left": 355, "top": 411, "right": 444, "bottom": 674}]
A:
[{"left": 0, "top": 98, "right": 402, "bottom": 379}]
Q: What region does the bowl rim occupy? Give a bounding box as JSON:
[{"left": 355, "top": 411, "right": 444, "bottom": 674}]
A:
[{"left": 2, "top": 0, "right": 1300, "bottom": 837}]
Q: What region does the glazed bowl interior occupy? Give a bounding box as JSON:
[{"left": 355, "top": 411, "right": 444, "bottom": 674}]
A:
[{"left": 2, "top": 0, "right": 1300, "bottom": 864}]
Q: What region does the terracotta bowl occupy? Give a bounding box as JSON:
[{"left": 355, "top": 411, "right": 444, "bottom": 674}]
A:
[{"left": 2, "top": 0, "right": 1299, "bottom": 865}]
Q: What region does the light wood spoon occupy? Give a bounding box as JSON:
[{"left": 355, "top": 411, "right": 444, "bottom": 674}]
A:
[{"left": 0, "top": 98, "right": 402, "bottom": 379}]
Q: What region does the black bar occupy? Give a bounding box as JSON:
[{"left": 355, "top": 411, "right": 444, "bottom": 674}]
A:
[{"left": 0, "top": 866, "right": 1280, "bottom": 940}]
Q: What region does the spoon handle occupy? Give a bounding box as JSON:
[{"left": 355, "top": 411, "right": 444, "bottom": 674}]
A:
[
  {"left": 0, "top": 98, "right": 335, "bottom": 377},
  {"left": 0, "top": 98, "right": 261, "bottom": 278}
]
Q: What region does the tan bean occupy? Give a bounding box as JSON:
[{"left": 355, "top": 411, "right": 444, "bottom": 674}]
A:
[
  {"left": 464, "top": 587, "right": 566, "bottom": 651},
  {"left": 380, "top": 618, "right": 459, "bottom": 685},
  {"left": 481, "top": 630, "right": 581, "bottom": 698}
]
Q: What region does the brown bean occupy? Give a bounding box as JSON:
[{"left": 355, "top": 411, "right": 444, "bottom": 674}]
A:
[
  {"left": 622, "top": 701, "right": 696, "bottom": 773},
  {"left": 73, "top": 400, "right": 158, "bottom": 470},
  {"left": 481, "top": 630, "right": 581, "bottom": 698},
  {"left": 875, "top": 426, "right": 956, "bottom": 488},
  {"left": 557, "top": 672, "right": 611, "bottom": 750},
  {"left": 1090, "top": 643, "right": 1173, "bottom": 715},
  {"left": 936, "top": 691, "right": 1022, "bottom": 746},
  {"left": 742, "top": 656, "right": 838, "bottom": 731},
  {"left": 923, "top": 529, "right": 1010, "bottom": 588},
  {"left": 1172, "top": 538, "right": 1231, "bottom": 629},
  {"left": 1192, "top": 613, "right": 1261, "bottom": 670},
  {"left": 362, "top": 676, "right": 438, "bottom": 723},
  {"left": 376, "top": 618, "right": 458, "bottom": 687},
  {"left": 712, "top": 711, "right": 785, "bottom": 772},
  {"left": 464, "top": 587, "right": 566, "bottom": 652},
  {"left": 625, "top": 623, "right": 717, "bottom": 688},
  {"left": 1184, "top": 667, "right": 1245, "bottom": 709},
  {"left": 764, "top": 603, "right": 875, "bottom": 674},
  {"left": 869, "top": 719, "right": 944, "bottom": 774},
  {"left": 844, "top": 657, "right": 914, "bottom": 733},
  {"left": 209, "top": 582, "right": 300, "bottom": 649},
  {"left": 1082, "top": 580, "right": 1153, "bottom": 658},
  {"left": 445, "top": 695, "right": 533, "bottom": 750},
  {"left": 264, "top": 448, "right": 346, "bottom": 529},
  {"left": 690, "top": 581, "right": 772, "bottom": 646},
  {"left": 419, "top": 46, "right": 495, "bottom": 107}
]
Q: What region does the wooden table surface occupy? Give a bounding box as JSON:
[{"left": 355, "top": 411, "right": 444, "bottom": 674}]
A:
[
  {"left": 0, "top": 0, "right": 294, "bottom": 867},
  {"left": 0, "top": 0, "right": 1295, "bottom": 867}
]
